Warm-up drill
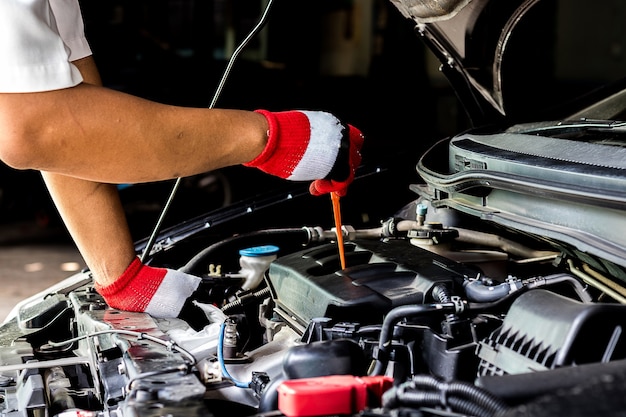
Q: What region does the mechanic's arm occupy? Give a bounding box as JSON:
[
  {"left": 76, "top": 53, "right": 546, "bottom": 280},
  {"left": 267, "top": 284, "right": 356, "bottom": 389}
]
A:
[{"left": 0, "top": 69, "right": 268, "bottom": 184}]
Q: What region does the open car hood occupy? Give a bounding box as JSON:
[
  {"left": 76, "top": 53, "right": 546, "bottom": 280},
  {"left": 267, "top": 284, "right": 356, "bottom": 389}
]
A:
[
  {"left": 393, "top": 0, "right": 626, "bottom": 271},
  {"left": 389, "top": 0, "right": 622, "bottom": 125}
]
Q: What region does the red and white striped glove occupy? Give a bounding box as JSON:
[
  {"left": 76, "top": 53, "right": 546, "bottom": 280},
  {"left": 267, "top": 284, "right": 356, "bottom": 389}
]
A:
[
  {"left": 94, "top": 257, "right": 200, "bottom": 318},
  {"left": 244, "top": 110, "right": 364, "bottom": 197}
]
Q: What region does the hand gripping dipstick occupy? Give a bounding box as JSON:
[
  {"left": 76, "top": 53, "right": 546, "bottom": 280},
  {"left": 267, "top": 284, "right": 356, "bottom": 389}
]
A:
[{"left": 331, "top": 191, "right": 347, "bottom": 269}]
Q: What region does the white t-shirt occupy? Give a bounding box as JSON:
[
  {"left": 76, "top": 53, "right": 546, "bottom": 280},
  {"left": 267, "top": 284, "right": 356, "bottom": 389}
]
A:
[{"left": 0, "top": 0, "right": 92, "bottom": 93}]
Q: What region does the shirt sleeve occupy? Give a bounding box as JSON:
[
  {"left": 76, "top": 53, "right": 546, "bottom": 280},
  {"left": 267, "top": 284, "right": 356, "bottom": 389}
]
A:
[
  {"left": 0, "top": 0, "right": 91, "bottom": 93},
  {"left": 50, "top": 0, "right": 92, "bottom": 62}
]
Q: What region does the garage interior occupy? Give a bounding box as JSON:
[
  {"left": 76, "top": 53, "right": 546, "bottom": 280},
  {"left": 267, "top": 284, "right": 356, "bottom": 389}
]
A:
[{"left": 1, "top": 0, "right": 624, "bottom": 321}]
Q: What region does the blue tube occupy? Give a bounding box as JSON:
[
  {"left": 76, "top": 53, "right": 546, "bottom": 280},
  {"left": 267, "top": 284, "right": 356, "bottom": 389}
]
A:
[{"left": 217, "top": 322, "right": 252, "bottom": 388}]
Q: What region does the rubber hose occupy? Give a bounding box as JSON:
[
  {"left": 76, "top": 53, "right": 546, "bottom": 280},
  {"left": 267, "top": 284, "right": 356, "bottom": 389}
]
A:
[
  {"left": 179, "top": 228, "right": 309, "bottom": 274},
  {"left": 370, "top": 303, "right": 455, "bottom": 375}
]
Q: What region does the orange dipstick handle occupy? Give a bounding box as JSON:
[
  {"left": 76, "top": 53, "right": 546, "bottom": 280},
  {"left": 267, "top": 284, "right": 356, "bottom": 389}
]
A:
[{"left": 331, "top": 191, "right": 346, "bottom": 269}]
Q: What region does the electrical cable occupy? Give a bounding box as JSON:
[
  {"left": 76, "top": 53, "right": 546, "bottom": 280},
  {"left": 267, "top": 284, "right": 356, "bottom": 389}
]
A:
[
  {"left": 382, "top": 374, "right": 509, "bottom": 417},
  {"left": 47, "top": 329, "right": 197, "bottom": 366},
  {"left": 125, "top": 366, "right": 189, "bottom": 394},
  {"left": 217, "top": 321, "right": 252, "bottom": 388}
]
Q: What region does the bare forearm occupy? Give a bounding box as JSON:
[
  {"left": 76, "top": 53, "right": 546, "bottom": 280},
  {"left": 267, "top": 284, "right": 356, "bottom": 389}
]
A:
[{"left": 0, "top": 84, "right": 268, "bottom": 183}]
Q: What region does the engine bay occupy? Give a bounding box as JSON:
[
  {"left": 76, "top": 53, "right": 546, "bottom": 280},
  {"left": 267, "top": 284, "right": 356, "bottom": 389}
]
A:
[{"left": 3, "top": 191, "right": 626, "bottom": 417}]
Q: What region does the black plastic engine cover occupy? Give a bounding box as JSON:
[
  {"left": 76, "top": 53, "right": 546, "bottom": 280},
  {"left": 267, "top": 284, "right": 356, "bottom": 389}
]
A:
[{"left": 266, "top": 239, "right": 474, "bottom": 330}]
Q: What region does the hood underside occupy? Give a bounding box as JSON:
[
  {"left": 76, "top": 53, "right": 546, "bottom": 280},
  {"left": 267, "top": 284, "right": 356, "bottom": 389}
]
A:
[
  {"left": 389, "top": 0, "right": 624, "bottom": 125},
  {"left": 388, "top": 0, "right": 473, "bottom": 23}
]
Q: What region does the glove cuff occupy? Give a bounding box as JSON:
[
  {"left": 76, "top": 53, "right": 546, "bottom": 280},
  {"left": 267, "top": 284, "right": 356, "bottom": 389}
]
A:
[{"left": 244, "top": 110, "right": 343, "bottom": 181}]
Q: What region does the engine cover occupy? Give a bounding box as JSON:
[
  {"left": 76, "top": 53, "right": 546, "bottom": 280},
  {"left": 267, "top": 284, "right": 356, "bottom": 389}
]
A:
[{"left": 265, "top": 239, "right": 475, "bottom": 331}]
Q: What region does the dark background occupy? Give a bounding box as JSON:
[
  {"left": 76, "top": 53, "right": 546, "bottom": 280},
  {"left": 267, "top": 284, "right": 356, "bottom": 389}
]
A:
[
  {"left": 0, "top": 0, "right": 441, "bottom": 244},
  {"left": 1, "top": 0, "right": 624, "bottom": 244}
]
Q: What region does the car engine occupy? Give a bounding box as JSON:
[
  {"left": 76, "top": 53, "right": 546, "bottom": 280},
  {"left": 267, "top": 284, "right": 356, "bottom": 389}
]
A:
[{"left": 2, "top": 179, "right": 626, "bottom": 417}]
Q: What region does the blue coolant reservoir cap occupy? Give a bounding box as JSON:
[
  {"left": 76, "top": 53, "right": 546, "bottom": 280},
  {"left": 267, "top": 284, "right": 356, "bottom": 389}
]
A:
[{"left": 239, "top": 245, "right": 280, "bottom": 257}]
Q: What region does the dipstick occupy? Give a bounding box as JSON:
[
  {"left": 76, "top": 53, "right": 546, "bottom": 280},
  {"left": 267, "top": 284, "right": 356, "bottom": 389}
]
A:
[{"left": 331, "top": 192, "right": 347, "bottom": 269}]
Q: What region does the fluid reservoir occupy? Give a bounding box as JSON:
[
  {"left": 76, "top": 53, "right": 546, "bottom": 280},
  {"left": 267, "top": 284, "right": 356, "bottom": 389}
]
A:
[{"left": 239, "top": 245, "right": 280, "bottom": 291}]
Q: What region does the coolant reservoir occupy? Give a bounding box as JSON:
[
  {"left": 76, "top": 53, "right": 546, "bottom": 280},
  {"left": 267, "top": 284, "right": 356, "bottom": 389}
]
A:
[{"left": 239, "top": 245, "right": 279, "bottom": 291}]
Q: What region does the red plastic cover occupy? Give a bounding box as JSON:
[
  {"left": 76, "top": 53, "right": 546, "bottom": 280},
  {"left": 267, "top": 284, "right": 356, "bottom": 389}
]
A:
[{"left": 277, "top": 375, "right": 393, "bottom": 417}]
